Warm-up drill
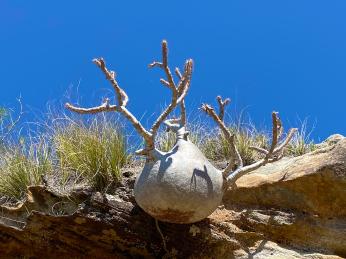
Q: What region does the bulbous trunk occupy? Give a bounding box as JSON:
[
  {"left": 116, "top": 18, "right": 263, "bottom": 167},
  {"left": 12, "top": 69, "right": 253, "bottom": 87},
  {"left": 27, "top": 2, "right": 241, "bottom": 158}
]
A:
[{"left": 134, "top": 139, "right": 224, "bottom": 224}]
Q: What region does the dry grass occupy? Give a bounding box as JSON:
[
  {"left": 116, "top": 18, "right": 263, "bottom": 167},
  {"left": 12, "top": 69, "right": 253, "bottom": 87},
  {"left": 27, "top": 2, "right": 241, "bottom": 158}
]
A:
[
  {"left": 0, "top": 111, "right": 130, "bottom": 200},
  {"left": 285, "top": 118, "right": 317, "bottom": 156},
  {"left": 0, "top": 138, "right": 52, "bottom": 200},
  {"left": 0, "top": 105, "right": 316, "bottom": 201},
  {"left": 53, "top": 115, "right": 130, "bottom": 191},
  {"left": 156, "top": 115, "right": 316, "bottom": 166},
  {"left": 156, "top": 119, "right": 269, "bottom": 166}
]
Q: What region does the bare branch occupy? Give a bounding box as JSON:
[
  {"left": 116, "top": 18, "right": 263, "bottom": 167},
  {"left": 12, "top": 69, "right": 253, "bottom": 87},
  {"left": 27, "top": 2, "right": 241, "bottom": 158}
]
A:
[
  {"left": 159, "top": 79, "right": 171, "bottom": 88},
  {"left": 149, "top": 41, "right": 193, "bottom": 136},
  {"left": 201, "top": 97, "right": 297, "bottom": 185},
  {"left": 176, "top": 60, "right": 193, "bottom": 103},
  {"left": 216, "top": 96, "right": 231, "bottom": 121},
  {"left": 67, "top": 58, "right": 153, "bottom": 155},
  {"left": 265, "top": 112, "right": 280, "bottom": 161},
  {"left": 274, "top": 128, "right": 297, "bottom": 154},
  {"left": 175, "top": 67, "right": 186, "bottom": 125},
  {"left": 149, "top": 40, "right": 176, "bottom": 90},
  {"left": 92, "top": 59, "right": 153, "bottom": 145},
  {"left": 249, "top": 146, "right": 269, "bottom": 155},
  {"left": 135, "top": 148, "right": 150, "bottom": 156},
  {"left": 226, "top": 112, "right": 297, "bottom": 185},
  {"left": 200, "top": 103, "right": 242, "bottom": 177},
  {"left": 180, "top": 101, "right": 187, "bottom": 126},
  {"left": 148, "top": 61, "right": 163, "bottom": 68},
  {"left": 65, "top": 98, "right": 118, "bottom": 114},
  {"left": 175, "top": 67, "right": 182, "bottom": 80},
  {"left": 92, "top": 58, "right": 129, "bottom": 107},
  {"left": 120, "top": 107, "right": 153, "bottom": 147},
  {"left": 66, "top": 40, "right": 193, "bottom": 159},
  {"left": 175, "top": 62, "right": 193, "bottom": 127},
  {"left": 277, "top": 117, "right": 284, "bottom": 139},
  {"left": 164, "top": 118, "right": 182, "bottom": 132}
]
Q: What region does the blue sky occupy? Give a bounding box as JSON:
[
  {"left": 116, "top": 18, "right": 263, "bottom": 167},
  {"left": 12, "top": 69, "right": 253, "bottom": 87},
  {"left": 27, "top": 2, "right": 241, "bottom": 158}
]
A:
[{"left": 1, "top": 1, "right": 345, "bottom": 140}]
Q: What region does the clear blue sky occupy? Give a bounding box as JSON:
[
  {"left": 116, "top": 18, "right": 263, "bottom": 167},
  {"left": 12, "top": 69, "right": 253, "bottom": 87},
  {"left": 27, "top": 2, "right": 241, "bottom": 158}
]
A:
[{"left": 1, "top": 1, "right": 345, "bottom": 140}]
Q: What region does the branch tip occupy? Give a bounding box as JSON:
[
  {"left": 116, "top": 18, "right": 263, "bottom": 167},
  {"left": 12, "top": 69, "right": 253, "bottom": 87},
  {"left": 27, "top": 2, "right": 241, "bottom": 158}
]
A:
[
  {"left": 67, "top": 40, "right": 193, "bottom": 158},
  {"left": 201, "top": 96, "right": 297, "bottom": 184}
]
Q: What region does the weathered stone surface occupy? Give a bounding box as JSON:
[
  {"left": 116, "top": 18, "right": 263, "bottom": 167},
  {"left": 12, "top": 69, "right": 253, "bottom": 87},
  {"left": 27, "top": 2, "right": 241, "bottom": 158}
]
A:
[
  {"left": 223, "top": 137, "right": 346, "bottom": 257},
  {"left": 0, "top": 137, "right": 345, "bottom": 258},
  {"left": 315, "top": 134, "right": 345, "bottom": 149}
]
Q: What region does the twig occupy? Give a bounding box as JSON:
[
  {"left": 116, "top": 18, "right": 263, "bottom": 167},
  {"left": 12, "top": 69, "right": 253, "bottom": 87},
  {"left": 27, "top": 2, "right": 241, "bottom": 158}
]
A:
[
  {"left": 200, "top": 103, "right": 242, "bottom": 177},
  {"left": 66, "top": 40, "right": 193, "bottom": 158},
  {"left": 201, "top": 96, "right": 297, "bottom": 184},
  {"left": 149, "top": 42, "right": 193, "bottom": 136},
  {"left": 216, "top": 96, "right": 230, "bottom": 121}
]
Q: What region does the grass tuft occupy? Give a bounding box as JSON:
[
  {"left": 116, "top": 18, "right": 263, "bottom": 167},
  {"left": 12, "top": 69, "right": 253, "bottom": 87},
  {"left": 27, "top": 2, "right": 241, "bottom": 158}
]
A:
[
  {"left": 0, "top": 138, "right": 52, "bottom": 200},
  {"left": 285, "top": 118, "right": 317, "bottom": 156},
  {"left": 156, "top": 116, "right": 315, "bottom": 166},
  {"left": 53, "top": 115, "right": 130, "bottom": 192},
  {"left": 198, "top": 126, "right": 268, "bottom": 165},
  {"left": 156, "top": 116, "right": 269, "bottom": 166}
]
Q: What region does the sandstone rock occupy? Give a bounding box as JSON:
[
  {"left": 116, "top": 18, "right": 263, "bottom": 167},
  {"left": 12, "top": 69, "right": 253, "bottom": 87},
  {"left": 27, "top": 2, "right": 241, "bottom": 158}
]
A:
[
  {"left": 223, "top": 137, "right": 346, "bottom": 257},
  {"left": 315, "top": 134, "right": 345, "bottom": 149},
  {"left": 0, "top": 137, "right": 345, "bottom": 258}
]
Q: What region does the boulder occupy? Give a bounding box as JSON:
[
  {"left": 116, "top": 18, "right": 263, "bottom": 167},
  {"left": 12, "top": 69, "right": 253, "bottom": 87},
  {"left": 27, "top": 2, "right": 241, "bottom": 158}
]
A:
[
  {"left": 223, "top": 136, "right": 346, "bottom": 257},
  {"left": 315, "top": 134, "right": 345, "bottom": 149}
]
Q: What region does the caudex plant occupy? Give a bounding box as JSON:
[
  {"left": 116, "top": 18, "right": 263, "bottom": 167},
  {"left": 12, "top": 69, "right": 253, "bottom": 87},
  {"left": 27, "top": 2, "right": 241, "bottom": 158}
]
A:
[{"left": 66, "top": 40, "right": 297, "bottom": 224}]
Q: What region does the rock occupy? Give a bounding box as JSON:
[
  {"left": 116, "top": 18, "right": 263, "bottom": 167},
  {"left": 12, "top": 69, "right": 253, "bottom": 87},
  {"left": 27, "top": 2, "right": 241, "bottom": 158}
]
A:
[
  {"left": 233, "top": 241, "right": 342, "bottom": 259},
  {"left": 0, "top": 138, "right": 345, "bottom": 258},
  {"left": 315, "top": 134, "right": 345, "bottom": 149},
  {"left": 223, "top": 138, "right": 346, "bottom": 257}
]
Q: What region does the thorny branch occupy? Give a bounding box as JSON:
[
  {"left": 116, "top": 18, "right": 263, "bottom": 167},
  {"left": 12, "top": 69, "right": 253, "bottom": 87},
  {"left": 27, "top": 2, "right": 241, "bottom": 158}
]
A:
[
  {"left": 216, "top": 96, "right": 230, "bottom": 121},
  {"left": 149, "top": 41, "right": 193, "bottom": 135},
  {"left": 65, "top": 40, "right": 193, "bottom": 159},
  {"left": 174, "top": 67, "right": 186, "bottom": 126},
  {"left": 92, "top": 58, "right": 129, "bottom": 107},
  {"left": 65, "top": 58, "right": 153, "bottom": 153},
  {"left": 200, "top": 100, "right": 242, "bottom": 176},
  {"left": 65, "top": 98, "right": 117, "bottom": 114},
  {"left": 201, "top": 96, "right": 297, "bottom": 185}
]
